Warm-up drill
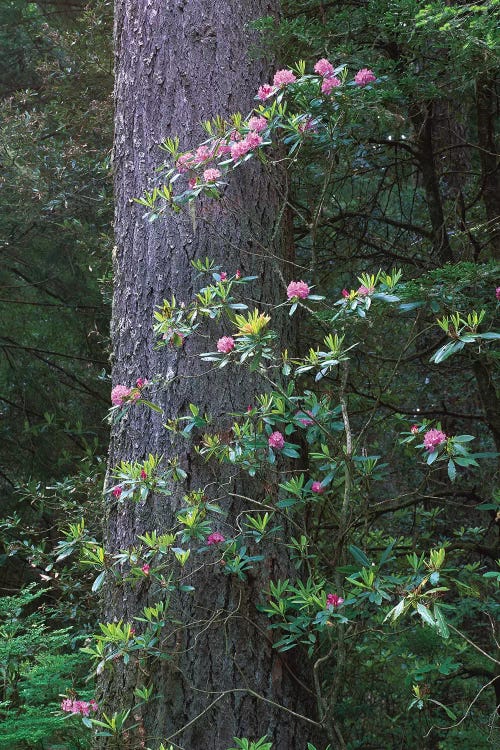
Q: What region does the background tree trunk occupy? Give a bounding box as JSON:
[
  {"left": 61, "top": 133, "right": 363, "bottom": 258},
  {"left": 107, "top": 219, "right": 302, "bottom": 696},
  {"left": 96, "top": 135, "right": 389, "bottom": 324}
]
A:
[{"left": 101, "top": 1, "right": 318, "bottom": 748}]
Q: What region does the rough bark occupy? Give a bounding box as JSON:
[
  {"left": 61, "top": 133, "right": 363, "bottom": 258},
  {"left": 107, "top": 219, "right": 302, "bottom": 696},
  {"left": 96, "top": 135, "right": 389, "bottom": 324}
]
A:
[
  {"left": 100, "top": 2, "right": 319, "bottom": 749},
  {"left": 476, "top": 75, "right": 500, "bottom": 260}
]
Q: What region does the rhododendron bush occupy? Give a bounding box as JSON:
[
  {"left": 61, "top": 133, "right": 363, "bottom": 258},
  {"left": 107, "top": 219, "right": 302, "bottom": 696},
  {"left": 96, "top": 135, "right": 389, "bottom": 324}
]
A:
[{"left": 63, "top": 53, "right": 500, "bottom": 750}]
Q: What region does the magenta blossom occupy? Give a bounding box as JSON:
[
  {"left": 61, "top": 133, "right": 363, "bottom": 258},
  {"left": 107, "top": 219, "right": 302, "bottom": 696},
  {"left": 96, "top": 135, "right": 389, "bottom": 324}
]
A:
[
  {"left": 423, "top": 429, "right": 447, "bottom": 451},
  {"left": 140, "top": 469, "right": 147, "bottom": 480},
  {"left": 273, "top": 69, "right": 297, "bottom": 87},
  {"left": 235, "top": 269, "right": 241, "bottom": 279},
  {"left": 219, "top": 271, "right": 228, "bottom": 281},
  {"left": 287, "top": 280, "right": 310, "bottom": 299},
  {"left": 61, "top": 698, "right": 98, "bottom": 716},
  {"left": 326, "top": 593, "right": 344, "bottom": 608},
  {"left": 496, "top": 287, "right": 500, "bottom": 300},
  {"left": 111, "top": 384, "right": 131, "bottom": 406},
  {"left": 268, "top": 431, "right": 285, "bottom": 450},
  {"left": 136, "top": 378, "right": 147, "bottom": 388},
  {"left": 203, "top": 168, "right": 221, "bottom": 182},
  {"left": 176, "top": 152, "right": 195, "bottom": 173},
  {"left": 311, "top": 481, "right": 324, "bottom": 494},
  {"left": 207, "top": 532, "right": 225, "bottom": 545},
  {"left": 314, "top": 58, "right": 335, "bottom": 77},
  {"left": 141, "top": 563, "right": 150, "bottom": 575},
  {"left": 321, "top": 76, "right": 341, "bottom": 94},
  {"left": 410, "top": 425, "right": 419, "bottom": 435},
  {"left": 354, "top": 68, "right": 376, "bottom": 86},
  {"left": 217, "top": 336, "right": 235, "bottom": 354},
  {"left": 248, "top": 116, "right": 267, "bottom": 132},
  {"left": 257, "top": 83, "right": 276, "bottom": 101},
  {"left": 231, "top": 132, "right": 262, "bottom": 161},
  {"left": 112, "top": 486, "right": 122, "bottom": 499},
  {"left": 341, "top": 288, "right": 350, "bottom": 298}
]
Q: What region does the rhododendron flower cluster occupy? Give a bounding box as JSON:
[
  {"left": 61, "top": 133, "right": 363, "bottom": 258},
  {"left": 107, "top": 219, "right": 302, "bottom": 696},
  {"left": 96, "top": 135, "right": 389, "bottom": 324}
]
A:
[
  {"left": 273, "top": 69, "right": 297, "bottom": 87},
  {"left": 112, "top": 486, "right": 122, "bottom": 499},
  {"left": 354, "top": 68, "right": 376, "bottom": 86},
  {"left": 247, "top": 116, "right": 267, "bottom": 132},
  {"left": 217, "top": 336, "right": 235, "bottom": 353},
  {"left": 311, "top": 481, "right": 324, "bottom": 494},
  {"left": 287, "top": 280, "right": 310, "bottom": 299},
  {"left": 111, "top": 384, "right": 131, "bottom": 406},
  {"left": 423, "top": 429, "right": 447, "bottom": 451},
  {"left": 257, "top": 83, "right": 276, "bottom": 101},
  {"left": 410, "top": 425, "right": 419, "bottom": 435},
  {"left": 203, "top": 168, "right": 221, "bottom": 182},
  {"left": 357, "top": 285, "right": 374, "bottom": 296},
  {"left": 321, "top": 76, "right": 341, "bottom": 95},
  {"left": 207, "top": 532, "right": 225, "bottom": 545},
  {"left": 231, "top": 131, "right": 263, "bottom": 161},
  {"left": 314, "top": 58, "right": 335, "bottom": 77},
  {"left": 61, "top": 698, "right": 98, "bottom": 716},
  {"left": 141, "top": 563, "right": 150, "bottom": 575},
  {"left": 268, "top": 431, "right": 285, "bottom": 450},
  {"left": 326, "top": 593, "right": 344, "bottom": 607}
]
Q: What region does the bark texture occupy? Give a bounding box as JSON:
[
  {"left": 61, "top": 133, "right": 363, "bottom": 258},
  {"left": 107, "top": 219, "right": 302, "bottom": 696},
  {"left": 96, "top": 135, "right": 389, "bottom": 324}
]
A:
[{"left": 101, "top": 2, "right": 318, "bottom": 749}]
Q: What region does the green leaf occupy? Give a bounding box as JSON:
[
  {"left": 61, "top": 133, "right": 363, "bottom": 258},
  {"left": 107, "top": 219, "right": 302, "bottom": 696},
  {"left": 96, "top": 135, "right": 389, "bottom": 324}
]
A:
[
  {"left": 349, "top": 545, "right": 371, "bottom": 567},
  {"left": 416, "top": 602, "right": 435, "bottom": 628},
  {"left": 433, "top": 605, "right": 449, "bottom": 639}
]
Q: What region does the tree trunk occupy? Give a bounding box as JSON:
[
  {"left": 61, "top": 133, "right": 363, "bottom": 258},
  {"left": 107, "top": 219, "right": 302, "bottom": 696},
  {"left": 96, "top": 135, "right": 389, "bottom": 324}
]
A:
[{"left": 100, "top": 1, "right": 318, "bottom": 749}]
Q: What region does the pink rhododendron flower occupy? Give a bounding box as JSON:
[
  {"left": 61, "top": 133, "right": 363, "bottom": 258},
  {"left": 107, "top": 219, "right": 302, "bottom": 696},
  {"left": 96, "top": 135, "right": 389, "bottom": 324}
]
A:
[
  {"left": 257, "top": 84, "right": 276, "bottom": 100},
  {"left": 112, "top": 486, "right": 122, "bottom": 499},
  {"left": 235, "top": 269, "right": 241, "bottom": 279},
  {"left": 268, "top": 431, "right": 285, "bottom": 450},
  {"left": 231, "top": 132, "right": 262, "bottom": 161},
  {"left": 314, "top": 58, "right": 335, "bottom": 77},
  {"left": 311, "top": 481, "right": 324, "bottom": 494},
  {"left": 248, "top": 116, "right": 267, "bottom": 132},
  {"left": 273, "top": 69, "right": 297, "bottom": 86},
  {"left": 326, "top": 593, "right": 344, "bottom": 607},
  {"left": 287, "top": 280, "right": 310, "bottom": 299},
  {"left": 357, "top": 285, "right": 374, "bottom": 296},
  {"left": 176, "top": 152, "right": 195, "bottom": 173},
  {"left": 231, "top": 141, "right": 247, "bottom": 161},
  {"left": 298, "top": 117, "right": 317, "bottom": 134},
  {"left": 61, "top": 698, "right": 73, "bottom": 712},
  {"left": 410, "top": 425, "right": 419, "bottom": 434},
  {"left": 111, "top": 384, "right": 131, "bottom": 406},
  {"left": 207, "top": 532, "right": 225, "bottom": 545},
  {"left": 61, "top": 698, "right": 97, "bottom": 716},
  {"left": 141, "top": 563, "right": 150, "bottom": 575},
  {"left": 89, "top": 699, "right": 98, "bottom": 712},
  {"left": 136, "top": 378, "right": 146, "bottom": 388},
  {"left": 354, "top": 68, "right": 376, "bottom": 86},
  {"left": 188, "top": 177, "right": 198, "bottom": 189},
  {"left": 217, "top": 336, "right": 235, "bottom": 353},
  {"left": 341, "top": 289, "right": 350, "bottom": 298},
  {"left": 216, "top": 141, "right": 232, "bottom": 155},
  {"left": 140, "top": 469, "right": 147, "bottom": 480},
  {"left": 245, "top": 131, "right": 263, "bottom": 149},
  {"left": 195, "top": 145, "right": 212, "bottom": 162},
  {"left": 321, "top": 76, "right": 341, "bottom": 94},
  {"left": 423, "top": 429, "right": 447, "bottom": 451},
  {"left": 496, "top": 287, "right": 500, "bottom": 300},
  {"left": 219, "top": 271, "right": 228, "bottom": 281},
  {"left": 203, "top": 168, "right": 221, "bottom": 182}
]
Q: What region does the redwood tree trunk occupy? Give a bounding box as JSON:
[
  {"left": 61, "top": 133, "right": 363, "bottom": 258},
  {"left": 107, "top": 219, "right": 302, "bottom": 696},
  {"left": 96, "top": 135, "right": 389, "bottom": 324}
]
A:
[{"left": 100, "top": 1, "right": 318, "bottom": 748}]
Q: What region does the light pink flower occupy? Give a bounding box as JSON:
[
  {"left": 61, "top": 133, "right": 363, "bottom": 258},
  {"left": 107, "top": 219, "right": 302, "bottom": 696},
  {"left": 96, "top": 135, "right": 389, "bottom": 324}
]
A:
[
  {"left": 176, "top": 152, "right": 195, "bottom": 173},
  {"left": 111, "top": 384, "right": 131, "bottom": 406},
  {"left": 217, "top": 336, "right": 235, "bottom": 354},
  {"left": 61, "top": 698, "right": 74, "bottom": 712},
  {"left": 268, "top": 431, "right": 285, "bottom": 450},
  {"left": 231, "top": 132, "right": 262, "bottom": 162},
  {"left": 195, "top": 145, "right": 212, "bottom": 163},
  {"left": 423, "top": 429, "right": 447, "bottom": 451},
  {"left": 321, "top": 76, "right": 341, "bottom": 94},
  {"left": 311, "top": 481, "right": 324, "bottom": 494},
  {"left": 216, "top": 141, "right": 232, "bottom": 155},
  {"left": 257, "top": 84, "right": 276, "bottom": 101},
  {"left": 141, "top": 563, "right": 150, "bottom": 575},
  {"left": 235, "top": 269, "right": 241, "bottom": 279},
  {"left": 357, "top": 285, "right": 374, "bottom": 296},
  {"left": 248, "top": 116, "right": 267, "bottom": 132},
  {"left": 287, "top": 280, "right": 310, "bottom": 299},
  {"left": 245, "top": 131, "right": 263, "bottom": 149},
  {"left": 231, "top": 141, "right": 248, "bottom": 161},
  {"left": 112, "top": 486, "right": 122, "bottom": 499},
  {"left": 203, "top": 168, "right": 221, "bottom": 182},
  {"left": 207, "top": 532, "right": 225, "bottom": 545},
  {"left": 314, "top": 58, "right": 335, "bottom": 77},
  {"left": 354, "top": 68, "right": 376, "bottom": 87},
  {"left": 188, "top": 177, "right": 198, "bottom": 189},
  {"left": 273, "top": 69, "right": 297, "bottom": 87},
  {"left": 89, "top": 699, "right": 98, "bottom": 712},
  {"left": 326, "top": 593, "right": 344, "bottom": 607},
  {"left": 219, "top": 271, "right": 228, "bottom": 281},
  {"left": 410, "top": 425, "right": 419, "bottom": 435},
  {"left": 496, "top": 287, "right": 500, "bottom": 300}
]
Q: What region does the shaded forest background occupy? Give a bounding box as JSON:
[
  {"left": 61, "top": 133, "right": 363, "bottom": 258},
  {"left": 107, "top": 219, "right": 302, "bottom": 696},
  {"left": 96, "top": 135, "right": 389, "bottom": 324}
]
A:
[{"left": 0, "top": 1, "right": 498, "bottom": 749}]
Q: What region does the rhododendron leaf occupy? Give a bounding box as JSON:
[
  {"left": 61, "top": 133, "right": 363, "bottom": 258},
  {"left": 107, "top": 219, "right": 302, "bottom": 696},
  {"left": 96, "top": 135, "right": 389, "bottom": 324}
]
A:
[
  {"left": 416, "top": 602, "right": 435, "bottom": 627},
  {"left": 433, "top": 605, "right": 449, "bottom": 639},
  {"left": 92, "top": 571, "right": 106, "bottom": 593},
  {"left": 138, "top": 400, "right": 163, "bottom": 413},
  {"left": 349, "top": 545, "right": 371, "bottom": 567},
  {"left": 447, "top": 460, "right": 457, "bottom": 482},
  {"left": 453, "top": 435, "right": 475, "bottom": 442},
  {"left": 427, "top": 450, "right": 438, "bottom": 464}
]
